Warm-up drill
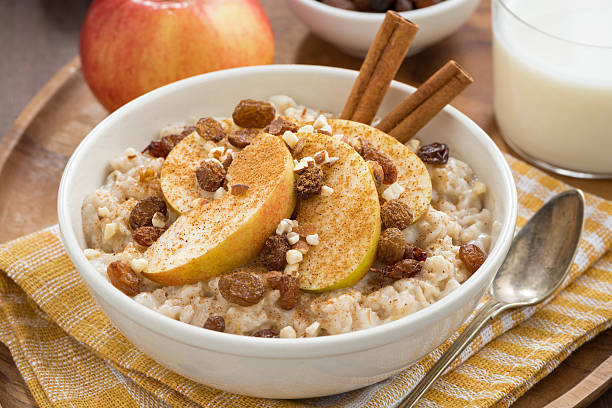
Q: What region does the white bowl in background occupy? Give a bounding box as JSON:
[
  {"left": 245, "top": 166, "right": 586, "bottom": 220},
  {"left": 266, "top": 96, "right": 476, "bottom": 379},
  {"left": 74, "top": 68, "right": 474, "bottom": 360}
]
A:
[
  {"left": 58, "top": 65, "right": 516, "bottom": 399},
  {"left": 287, "top": 0, "right": 481, "bottom": 57}
]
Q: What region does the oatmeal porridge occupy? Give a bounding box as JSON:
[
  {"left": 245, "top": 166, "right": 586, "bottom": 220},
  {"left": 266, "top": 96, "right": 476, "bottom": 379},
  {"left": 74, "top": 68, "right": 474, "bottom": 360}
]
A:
[{"left": 82, "top": 95, "right": 496, "bottom": 338}]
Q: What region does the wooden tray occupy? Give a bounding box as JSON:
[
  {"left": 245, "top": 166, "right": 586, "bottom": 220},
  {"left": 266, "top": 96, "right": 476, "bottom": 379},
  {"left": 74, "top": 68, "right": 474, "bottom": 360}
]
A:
[{"left": 0, "top": 2, "right": 610, "bottom": 407}]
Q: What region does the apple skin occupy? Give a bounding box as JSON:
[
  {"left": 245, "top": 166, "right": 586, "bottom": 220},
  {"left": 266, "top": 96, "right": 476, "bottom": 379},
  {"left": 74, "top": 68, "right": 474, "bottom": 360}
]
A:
[{"left": 80, "top": 0, "right": 275, "bottom": 111}]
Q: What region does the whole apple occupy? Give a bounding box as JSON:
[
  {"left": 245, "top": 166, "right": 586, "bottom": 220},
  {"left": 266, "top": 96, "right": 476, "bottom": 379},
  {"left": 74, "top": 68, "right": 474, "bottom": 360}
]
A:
[{"left": 80, "top": 0, "right": 275, "bottom": 111}]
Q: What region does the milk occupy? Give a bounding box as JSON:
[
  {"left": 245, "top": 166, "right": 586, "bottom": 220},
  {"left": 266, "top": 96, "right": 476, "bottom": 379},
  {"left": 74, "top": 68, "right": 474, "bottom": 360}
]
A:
[{"left": 493, "top": 0, "right": 612, "bottom": 176}]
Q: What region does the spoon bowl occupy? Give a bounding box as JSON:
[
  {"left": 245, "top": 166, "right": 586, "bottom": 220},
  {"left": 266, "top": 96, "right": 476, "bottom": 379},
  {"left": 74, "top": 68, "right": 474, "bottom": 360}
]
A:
[{"left": 491, "top": 189, "right": 585, "bottom": 305}]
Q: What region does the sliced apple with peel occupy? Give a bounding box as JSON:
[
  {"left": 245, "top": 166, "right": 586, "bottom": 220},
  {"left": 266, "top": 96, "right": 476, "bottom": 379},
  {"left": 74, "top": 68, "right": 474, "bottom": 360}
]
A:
[
  {"left": 295, "top": 132, "right": 380, "bottom": 292},
  {"left": 143, "top": 132, "right": 295, "bottom": 285},
  {"left": 328, "top": 119, "right": 432, "bottom": 224}
]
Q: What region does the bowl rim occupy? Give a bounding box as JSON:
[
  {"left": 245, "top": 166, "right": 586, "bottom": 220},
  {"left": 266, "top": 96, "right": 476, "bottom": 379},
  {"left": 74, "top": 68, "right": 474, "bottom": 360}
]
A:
[
  {"left": 58, "top": 64, "right": 517, "bottom": 359},
  {"left": 289, "top": 0, "right": 474, "bottom": 20}
]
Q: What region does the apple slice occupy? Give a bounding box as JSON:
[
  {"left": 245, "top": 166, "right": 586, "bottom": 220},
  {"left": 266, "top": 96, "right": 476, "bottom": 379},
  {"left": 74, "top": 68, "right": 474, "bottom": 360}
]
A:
[
  {"left": 143, "top": 132, "right": 295, "bottom": 285},
  {"left": 328, "top": 119, "right": 432, "bottom": 224},
  {"left": 295, "top": 132, "right": 381, "bottom": 292}
]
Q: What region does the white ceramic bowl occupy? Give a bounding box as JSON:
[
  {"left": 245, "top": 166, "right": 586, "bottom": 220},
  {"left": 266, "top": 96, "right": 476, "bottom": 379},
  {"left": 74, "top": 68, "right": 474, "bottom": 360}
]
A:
[
  {"left": 286, "top": 0, "right": 481, "bottom": 57},
  {"left": 58, "top": 65, "right": 516, "bottom": 399}
]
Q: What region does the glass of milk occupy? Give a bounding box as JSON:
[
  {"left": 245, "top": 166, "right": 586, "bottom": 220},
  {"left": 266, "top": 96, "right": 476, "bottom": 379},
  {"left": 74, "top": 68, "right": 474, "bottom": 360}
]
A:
[{"left": 493, "top": 0, "right": 612, "bottom": 179}]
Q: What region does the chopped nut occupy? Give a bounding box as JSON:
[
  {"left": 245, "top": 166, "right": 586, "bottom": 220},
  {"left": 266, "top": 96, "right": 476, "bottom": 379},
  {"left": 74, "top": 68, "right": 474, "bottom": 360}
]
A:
[
  {"left": 83, "top": 248, "right": 99, "bottom": 259},
  {"left": 132, "top": 226, "right": 164, "bottom": 247},
  {"left": 381, "top": 182, "right": 405, "bottom": 201},
  {"left": 284, "top": 263, "right": 300, "bottom": 274},
  {"left": 367, "top": 160, "right": 385, "bottom": 186},
  {"left": 97, "top": 206, "right": 110, "bottom": 218},
  {"left": 279, "top": 274, "right": 300, "bottom": 310},
  {"left": 305, "top": 233, "right": 319, "bottom": 246},
  {"left": 293, "top": 222, "right": 316, "bottom": 237},
  {"left": 222, "top": 150, "right": 234, "bottom": 168},
  {"left": 292, "top": 240, "right": 310, "bottom": 255},
  {"left": 230, "top": 184, "right": 249, "bottom": 196},
  {"left": 377, "top": 228, "right": 405, "bottom": 264},
  {"left": 209, "top": 146, "right": 225, "bottom": 159},
  {"left": 264, "top": 117, "right": 299, "bottom": 135},
  {"left": 380, "top": 199, "right": 413, "bottom": 230},
  {"left": 218, "top": 272, "right": 265, "bottom": 307},
  {"left": 286, "top": 249, "right": 303, "bottom": 265},
  {"left": 361, "top": 142, "right": 398, "bottom": 184},
  {"left": 292, "top": 137, "right": 307, "bottom": 155},
  {"left": 293, "top": 156, "right": 315, "bottom": 172},
  {"left": 203, "top": 315, "right": 225, "bottom": 332},
  {"left": 228, "top": 128, "right": 259, "bottom": 148},
  {"left": 459, "top": 244, "right": 487, "bottom": 274},
  {"left": 313, "top": 150, "right": 327, "bottom": 164},
  {"left": 297, "top": 124, "right": 314, "bottom": 133},
  {"left": 195, "top": 117, "right": 225, "bottom": 142},
  {"left": 130, "top": 258, "right": 148, "bottom": 273},
  {"left": 296, "top": 163, "right": 324, "bottom": 199},
  {"left": 128, "top": 196, "right": 167, "bottom": 230},
  {"left": 107, "top": 261, "right": 141, "bottom": 296},
  {"left": 261, "top": 235, "right": 291, "bottom": 270},
  {"left": 196, "top": 160, "right": 226, "bottom": 192},
  {"left": 286, "top": 231, "right": 300, "bottom": 245},
  {"left": 404, "top": 244, "right": 428, "bottom": 262},
  {"left": 383, "top": 258, "right": 422, "bottom": 280},
  {"left": 279, "top": 326, "right": 297, "bottom": 338},
  {"left": 214, "top": 187, "right": 226, "bottom": 200},
  {"left": 319, "top": 124, "right": 333, "bottom": 135},
  {"left": 282, "top": 130, "right": 299, "bottom": 149},
  {"left": 103, "top": 223, "right": 119, "bottom": 241},
  {"left": 266, "top": 270, "right": 284, "bottom": 289},
  {"left": 320, "top": 185, "right": 334, "bottom": 197},
  {"left": 253, "top": 328, "right": 279, "bottom": 338},
  {"left": 124, "top": 147, "right": 138, "bottom": 159},
  {"left": 304, "top": 321, "right": 321, "bottom": 337},
  {"left": 145, "top": 134, "right": 185, "bottom": 158},
  {"left": 472, "top": 181, "right": 487, "bottom": 195},
  {"left": 232, "top": 99, "right": 276, "bottom": 128},
  {"left": 151, "top": 212, "right": 166, "bottom": 228},
  {"left": 276, "top": 218, "right": 293, "bottom": 235},
  {"left": 313, "top": 115, "right": 329, "bottom": 129},
  {"left": 324, "top": 156, "right": 339, "bottom": 166}
]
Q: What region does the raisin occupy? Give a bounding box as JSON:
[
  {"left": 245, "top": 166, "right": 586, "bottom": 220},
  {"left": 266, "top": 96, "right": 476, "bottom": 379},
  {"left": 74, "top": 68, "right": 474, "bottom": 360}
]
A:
[
  {"left": 370, "top": 0, "right": 394, "bottom": 11},
  {"left": 261, "top": 235, "right": 290, "bottom": 270},
  {"left": 228, "top": 128, "right": 259, "bottom": 148},
  {"left": 377, "top": 228, "right": 406, "bottom": 265},
  {"left": 296, "top": 163, "right": 323, "bottom": 199},
  {"left": 204, "top": 315, "right": 225, "bottom": 332},
  {"left": 380, "top": 199, "right": 413, "bottom": 230},
  {"left": 367, "top": 160, "right": 384, "bottom": 186},
  {"left": 353, "top": 0, "right": 371, "bottom": 11},
  {"left": 417, "top": 142, "right": 449, "bottom": 164},
  {"left": 253, "top": 328, "right": 279, "bottom": 338},
  {"left": 459, "top": 244, "right": 487, "bottom": 274},
  {"left": 132, "top": 226, "right": 164, "bottom": 247},
  {"left": 384, "top": 258, "right": 422, "bottom": 280},
  {"left": 195, "top": 117, "right": 225, "bottom": 142},
  {"left": 232, "top": 99, "right": 276, "bottom": 128},
  {"left": 181, "top": 126, "right": 196, "bottom": 136},
  {"left": 230, "top": 184, "right": 249, "bottom": 196},
  {"left": 395, "top": 0, "right": 415, "bottom": 11},
  {"left": 361, "top": 142, "right": 398, "bottom": 184},
  {"left": 107, "top": 261, "right": 141, "bottom": 296},
  {"left": 279, "top": 274, "right": 300, "bottom": 310},
  {"left": 196, "top": 160, "right": 226, "bottom": 192},
  {"left": 321, "top": 0, "right": 357, "bottom": 9},
  {"left": 145, "top": 134, "right": 185, "bottom": 158},
  {"left": 266, "top": 270, "right": 284, "bottom": 290},
  {"left": 218, "top": 272, "right": 265, "bottom": 307},
  {"left": 264, "top": 117, "right": 298, "bottom": 136},
  {"left": 414, "top": 0, "right": 440, "bottom": 8},
  {"left": 129, "top": 196, "right": 167, "bottom": 230},
  {"left": 404, "top": 243, "right": 428, "bottom": 262}
]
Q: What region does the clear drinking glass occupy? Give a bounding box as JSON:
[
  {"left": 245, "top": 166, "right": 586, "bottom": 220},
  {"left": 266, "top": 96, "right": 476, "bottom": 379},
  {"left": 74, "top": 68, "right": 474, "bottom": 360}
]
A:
[{"left": 493, "top": 0, "right": 612, "bottom": 179}]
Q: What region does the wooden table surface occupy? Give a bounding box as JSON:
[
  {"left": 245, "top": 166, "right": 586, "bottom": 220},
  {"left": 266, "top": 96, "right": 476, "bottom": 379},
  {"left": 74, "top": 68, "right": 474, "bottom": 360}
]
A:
[{"left": 0, "top": 0, "right": 610, "bottom": 407}]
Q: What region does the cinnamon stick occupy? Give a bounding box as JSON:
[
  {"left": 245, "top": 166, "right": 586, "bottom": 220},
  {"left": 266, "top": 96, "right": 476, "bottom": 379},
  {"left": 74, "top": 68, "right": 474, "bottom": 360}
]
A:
[
  {"left": 340, "top": 11, "right": 418, "bottom": 125},
  {"left": 376, "top": 60, "right": 473, "bottom": 142}
]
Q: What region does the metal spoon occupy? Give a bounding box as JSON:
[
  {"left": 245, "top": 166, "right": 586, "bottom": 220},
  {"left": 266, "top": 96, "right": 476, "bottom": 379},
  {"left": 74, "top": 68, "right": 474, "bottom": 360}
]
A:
[{"left": 399, "top": 189, "right": 585, "bottom": 408}]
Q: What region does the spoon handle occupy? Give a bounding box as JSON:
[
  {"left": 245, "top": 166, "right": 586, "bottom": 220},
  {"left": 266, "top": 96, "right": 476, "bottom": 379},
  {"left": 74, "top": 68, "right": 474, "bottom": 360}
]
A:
[{"left": 398, "top": 299, "right": 508, "bottom": 408}]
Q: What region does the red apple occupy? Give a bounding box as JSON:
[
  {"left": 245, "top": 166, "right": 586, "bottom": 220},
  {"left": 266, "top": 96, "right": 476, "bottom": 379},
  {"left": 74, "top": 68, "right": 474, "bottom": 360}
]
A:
[{"left": 80, "top": 0, "right": 275, "bottom": 111}]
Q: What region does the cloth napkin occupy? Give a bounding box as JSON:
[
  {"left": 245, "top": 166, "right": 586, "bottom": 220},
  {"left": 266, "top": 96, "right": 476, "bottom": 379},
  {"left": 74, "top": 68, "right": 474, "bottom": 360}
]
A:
[{"left": 0, "top": 154, "right": 611, "bottom": 408}]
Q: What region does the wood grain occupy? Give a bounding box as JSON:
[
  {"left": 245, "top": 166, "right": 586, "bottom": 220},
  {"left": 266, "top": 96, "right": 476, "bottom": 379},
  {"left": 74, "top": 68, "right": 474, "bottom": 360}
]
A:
[{"left": 0, "top": 1, "right": 610, "bottom": 407}]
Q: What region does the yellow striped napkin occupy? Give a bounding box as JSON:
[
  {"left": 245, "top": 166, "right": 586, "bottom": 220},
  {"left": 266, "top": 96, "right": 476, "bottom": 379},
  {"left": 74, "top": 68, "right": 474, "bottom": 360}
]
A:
[{"left": 0, "top": 154, "right": 611, "bottom": 408}]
